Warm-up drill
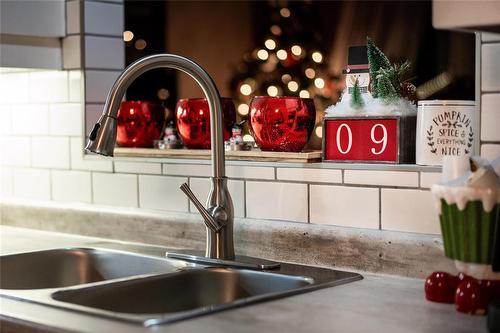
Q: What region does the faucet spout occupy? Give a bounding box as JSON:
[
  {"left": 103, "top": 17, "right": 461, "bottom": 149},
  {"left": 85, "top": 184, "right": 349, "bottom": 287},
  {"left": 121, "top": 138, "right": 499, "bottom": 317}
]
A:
[{"left": 85, "top": 54, "right": 234, "bottom": 260}]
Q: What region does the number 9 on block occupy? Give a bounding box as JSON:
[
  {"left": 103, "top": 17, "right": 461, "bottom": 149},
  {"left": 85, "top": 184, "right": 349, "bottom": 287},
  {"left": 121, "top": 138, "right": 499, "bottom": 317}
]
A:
[{"left": 323, "top": 116, "right": 416, "bottom": 164}]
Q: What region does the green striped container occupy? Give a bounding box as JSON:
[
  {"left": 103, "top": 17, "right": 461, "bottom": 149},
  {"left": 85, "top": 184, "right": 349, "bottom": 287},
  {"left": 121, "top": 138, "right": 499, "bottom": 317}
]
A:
[{"left": 439, "top": 200, "right": 499, "bottom": 264}]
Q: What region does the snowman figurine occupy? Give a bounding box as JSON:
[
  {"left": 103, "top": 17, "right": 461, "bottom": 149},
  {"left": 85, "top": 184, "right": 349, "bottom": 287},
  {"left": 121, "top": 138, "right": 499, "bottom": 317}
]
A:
[
  {"left": 226, "top": 121, "right": 247, "bottom": 151},
  {"left": 163, "top": 120, "right": 180, "bottom": 148},
  {"left": 343, "top": 45, "right": 371, "bottom": 101}
]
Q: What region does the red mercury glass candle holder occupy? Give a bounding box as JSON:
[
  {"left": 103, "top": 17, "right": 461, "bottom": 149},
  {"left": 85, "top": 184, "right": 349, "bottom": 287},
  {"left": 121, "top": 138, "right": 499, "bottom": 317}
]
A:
[
  {"left": 116, "top": 101, "right": 166, "bottom": 148},
  {"left": 176, "top": 97, "right": 236, "bottom": 149},
  {"left": 249, "top": 96, "right": 316, "bottom": 152}
]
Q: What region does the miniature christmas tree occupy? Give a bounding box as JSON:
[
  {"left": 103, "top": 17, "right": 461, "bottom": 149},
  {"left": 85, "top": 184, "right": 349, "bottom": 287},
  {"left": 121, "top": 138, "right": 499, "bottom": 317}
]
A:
[
  {"left": 350, "top": 79, "right": 365, "bottom": 109},
  {"left": 367, "top": 38, "right": 391, "bottom": 98},
  {"left": 367, "top": 38, "right": 414, "bottom": 103}
]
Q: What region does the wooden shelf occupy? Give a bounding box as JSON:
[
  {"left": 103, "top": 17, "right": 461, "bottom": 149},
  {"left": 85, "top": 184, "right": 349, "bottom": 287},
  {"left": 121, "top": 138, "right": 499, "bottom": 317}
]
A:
[{"left": 114, "top": 148, "right": 322, "bottom": 163}]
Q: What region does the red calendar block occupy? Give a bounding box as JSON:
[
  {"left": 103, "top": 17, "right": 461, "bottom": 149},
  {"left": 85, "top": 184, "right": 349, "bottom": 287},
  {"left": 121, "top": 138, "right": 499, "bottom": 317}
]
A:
[{"left": 323, "top": 116, "right": 416, "bottom": 164}]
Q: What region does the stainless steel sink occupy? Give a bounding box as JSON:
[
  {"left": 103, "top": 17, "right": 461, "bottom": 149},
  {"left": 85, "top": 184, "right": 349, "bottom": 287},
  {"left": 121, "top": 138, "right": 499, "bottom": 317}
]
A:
[
  {"left": 0, "top": 247, "right": 362, "bottom": 327},
  {"left": 51, "top": 267, "right": 314, "bottom": 325},
  {"left": 0, "top": 248, "right": 188, "bottom": 289}
]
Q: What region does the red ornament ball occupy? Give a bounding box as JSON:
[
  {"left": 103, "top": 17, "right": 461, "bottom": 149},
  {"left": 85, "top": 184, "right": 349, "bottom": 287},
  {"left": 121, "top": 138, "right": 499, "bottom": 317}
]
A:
[
  {"left": 455, "top": 279, "right": 487, "bottom": 315},
  {"left": 424, "top": 271, "right": 458, "bottom": 303}
]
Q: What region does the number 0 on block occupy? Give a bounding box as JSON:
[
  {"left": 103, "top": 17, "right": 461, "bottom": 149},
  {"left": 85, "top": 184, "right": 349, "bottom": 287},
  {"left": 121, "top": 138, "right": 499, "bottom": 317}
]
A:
[{"left": 323, "top": 117, "right": 400, "bottom": 163}]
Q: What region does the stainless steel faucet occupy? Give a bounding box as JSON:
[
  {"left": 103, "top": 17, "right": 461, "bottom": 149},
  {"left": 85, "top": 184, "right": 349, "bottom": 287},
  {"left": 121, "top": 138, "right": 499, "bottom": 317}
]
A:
[{"left": 85, "top": 54, "right": 234, "bottom": 260}]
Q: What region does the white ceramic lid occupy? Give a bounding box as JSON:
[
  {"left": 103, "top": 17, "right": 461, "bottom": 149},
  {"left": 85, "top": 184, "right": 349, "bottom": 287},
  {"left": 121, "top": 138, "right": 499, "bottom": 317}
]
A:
[{"left": 417, "top": 100, "right": 475, "bottom": 106}]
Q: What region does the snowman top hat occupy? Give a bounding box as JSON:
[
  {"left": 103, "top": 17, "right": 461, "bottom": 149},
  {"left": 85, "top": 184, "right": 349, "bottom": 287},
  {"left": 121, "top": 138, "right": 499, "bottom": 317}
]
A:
[{"left": 343, "top": 45, "right": 369, "bottom": 74}]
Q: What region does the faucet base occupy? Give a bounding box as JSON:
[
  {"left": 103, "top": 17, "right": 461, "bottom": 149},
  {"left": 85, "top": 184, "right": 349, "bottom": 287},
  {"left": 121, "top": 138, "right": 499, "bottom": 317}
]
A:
[{"left": 166, "top": 250, "right": 281, "bottom": 270}]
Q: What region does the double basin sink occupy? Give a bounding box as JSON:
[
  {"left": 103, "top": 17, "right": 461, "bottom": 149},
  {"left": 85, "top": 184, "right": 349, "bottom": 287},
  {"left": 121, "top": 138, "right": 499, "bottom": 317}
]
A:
[{"left": 0, "top": 248, "right": 362, "bottom": 327}]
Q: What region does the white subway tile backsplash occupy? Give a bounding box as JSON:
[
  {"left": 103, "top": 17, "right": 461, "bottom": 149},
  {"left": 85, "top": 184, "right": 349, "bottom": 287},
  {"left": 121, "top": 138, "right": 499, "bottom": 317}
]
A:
[
  {"left": 381, "top": 189, "right": 440, "bottom": 234},
  {"left": 84, "top": 36, "right": 124, "bottom": 70},
  {"left": 481, "top": 93, "right": 500, "bottom": 141},
  {"left": 163, "top": 164, "right": 211, "bottom": 177},
  {"left": 70, "top": 137, "right": 113, "bottom": 172},
  {"left": 92, "top": 172, "right": 138, "bottom": 207},
  {"left": 344, "top": 170, "right": 418, "bottom": 187},
  {"left": 114, "top": 161, "right": 162, "bottom": 175},
  {"left": 0, "top": 167, "right": 13, "bottom": 198},
  {"left": 11, "top": 104, "right": 49, "bottom": 135},
  {"left": 482, "top": 32, "right": 500, "bottom": 42},
  {"left": 246, "top": 181, "right": 308, "bottom": 222},
  {"left": 481, "top": 144, "right": 500, "bottom": 160},
  {"left": 85, "top": 104, "right": 104, "bottom": 135},
  {"left": 226, "top": 165, "right": 274, "bottom": 180},
  {"left": 420, "top": 172, "right": 442, "bottom": 189},
  {"left": 0, "top": 105, "right": 12, "bottom": 134},
  {"left": 66, "top": 0, "right": 80, "bottom": 34},
  {"left": 62, "top": 35, "right": 81, "bottom": 69},
  {"left": 84, "top": 71, "right": 121, "bottom": 103},
  {"left": 49, "top": 103, "right": 82, "bottom": 136},
  {"left": 13, "top": 168, "right": 51, "bottom": 200},
  {"left": 0, "top": 72, "right": 29, "bottom": 105},
  {"left": 29, "top": 71, "right": 68, "bottom": 103},
  {"left": 0, "top": 137, "right": 31, "bottom": 166},
  {"left": 84, "top": 1, "right": 124, "bottom": 36},
  {"left": 482, "top": 43, "right": 500, "bottom": 92},
  {"left": 277, "top": 167, "right": 341, "bottom": 183},
  {"left": 138, "top": 175, "right": 188, "bottom": 212},
  {"left": 310, "top": 185, "right": 379, "bottom": 229},
  {"left": 188, "top": 177, "right": 245, "bottom": 217},
  {"left": 51, "top": 170, "right": 91, "bottom": 203},
  {"left": 69, "top": 70, "right": 82, "bottom": 103},
  {"left": 32, "top": 137, "right": 70, "bottom": 169}
]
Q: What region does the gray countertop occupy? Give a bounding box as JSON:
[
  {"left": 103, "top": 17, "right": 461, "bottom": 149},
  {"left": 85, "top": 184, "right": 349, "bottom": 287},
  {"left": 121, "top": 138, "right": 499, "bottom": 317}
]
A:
[{"left": 0, "top": 226, "right": 486, "bottom": 333}]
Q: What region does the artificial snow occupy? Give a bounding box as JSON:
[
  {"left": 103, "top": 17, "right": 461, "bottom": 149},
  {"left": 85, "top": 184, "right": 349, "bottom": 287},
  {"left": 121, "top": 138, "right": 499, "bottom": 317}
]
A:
[{"left": 325, "top": 89, "right": 417, "bottom": 117}]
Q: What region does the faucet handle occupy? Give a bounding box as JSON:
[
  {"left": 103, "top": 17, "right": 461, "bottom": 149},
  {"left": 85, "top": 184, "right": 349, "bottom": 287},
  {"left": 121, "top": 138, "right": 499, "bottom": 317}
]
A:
[{"left": 180, "top": 183, "right": 222, "bottom": 232}]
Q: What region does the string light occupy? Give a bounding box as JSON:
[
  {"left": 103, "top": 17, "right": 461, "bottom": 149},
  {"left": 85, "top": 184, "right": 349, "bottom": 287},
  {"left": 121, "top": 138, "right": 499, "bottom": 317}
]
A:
[
  {"left": 157, "top": 88, "right": 169, "bottom": 100},
  {"left": 281, "top": 74, "right": 292, "bottom": 83},
  {"left": 314, "top": 78, "right": 325, "bottom": 89},
  {"left": 123, "top": 31, "right": 134, "bottom": 42},
  {"left": 257, "top": 49, "right": 269, "bottom": 60},
  {"left": 270, "top": 25, "right": 282, "bottom": 35},
  {"left": 280, "top": 8, "right": 291, "bottom": 18},
  {"left": 243, "top": 134, "right": 254, "bottom": 142},
  {"left": 305, "top": 68, "right": 316, "bottom": 79},
  {"left": 276, "top": 49, "right": 287, "bottom": 60},
  {"left": 134, "top": 39, "right": 147, "bottom": 50},
  {"left": 287, "top": 81, "right": 299, "bottom": 92},
  {"left": 299, "top": 90, "right": 310, "bottom": 98},
  {"left": 265, "top": 39, "right": 276, "bottom": 50},
  {"left": 315, "top": 126, "right": 323, "bottom": 138},
  {"left": 267, "top": 85, "right": 278, "bottom": 96},
  {"left": 312, "top": 51, "right": 323, "bottom": 63},
  {"left": 291, "top": 45, "right": 302, "bottom": 56},
  {"left": 240, "top": 83, "right": 252, "bottom": 96},
  {"left": 238, "top": 104, "right": 249, "bottom": 115}
]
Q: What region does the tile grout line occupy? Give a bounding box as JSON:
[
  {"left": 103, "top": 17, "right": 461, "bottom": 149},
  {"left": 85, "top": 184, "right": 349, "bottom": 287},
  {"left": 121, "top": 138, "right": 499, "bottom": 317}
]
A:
[
  {"left": 307, "top": 183, "right": 311, "bottom": 224},
  {"left": 378, "top": 188, "right": 382, "bottom": 230},
  {"left": 243, "top": 180, "right": 247, "bottom": 218}
]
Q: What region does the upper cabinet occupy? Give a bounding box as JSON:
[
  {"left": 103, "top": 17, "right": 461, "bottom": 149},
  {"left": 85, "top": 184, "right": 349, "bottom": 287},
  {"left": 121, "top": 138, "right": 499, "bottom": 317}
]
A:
[
  {"left": 0, "top": 0, "right": 66, "bottom": 69},
  {"left": 433, "top": 0, "right": 500, "bottom": 32}
]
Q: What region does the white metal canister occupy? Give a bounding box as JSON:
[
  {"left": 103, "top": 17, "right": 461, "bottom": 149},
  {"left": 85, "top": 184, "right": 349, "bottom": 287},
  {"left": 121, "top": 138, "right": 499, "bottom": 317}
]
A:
[{"left": 416, "top": 100, "right": 476, "bottom": 166}]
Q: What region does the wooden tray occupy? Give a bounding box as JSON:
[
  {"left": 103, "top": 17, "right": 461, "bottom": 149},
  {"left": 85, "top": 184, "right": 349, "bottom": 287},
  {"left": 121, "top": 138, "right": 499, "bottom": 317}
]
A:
[{"left": 114, "top": 148, "right": 322, "bottom": 163}]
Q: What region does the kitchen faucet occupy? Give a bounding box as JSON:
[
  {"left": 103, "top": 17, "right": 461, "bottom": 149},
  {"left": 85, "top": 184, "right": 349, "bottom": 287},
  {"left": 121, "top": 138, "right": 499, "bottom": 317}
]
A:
[{"left": 85, "top": 54, "right": 235, "bottom": 261}]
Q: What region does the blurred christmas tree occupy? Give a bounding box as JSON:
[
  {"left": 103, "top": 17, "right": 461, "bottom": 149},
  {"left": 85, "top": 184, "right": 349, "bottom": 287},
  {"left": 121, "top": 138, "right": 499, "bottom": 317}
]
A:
[{"left": 229, "top": 1, "right": 343, "bottom": 146}]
